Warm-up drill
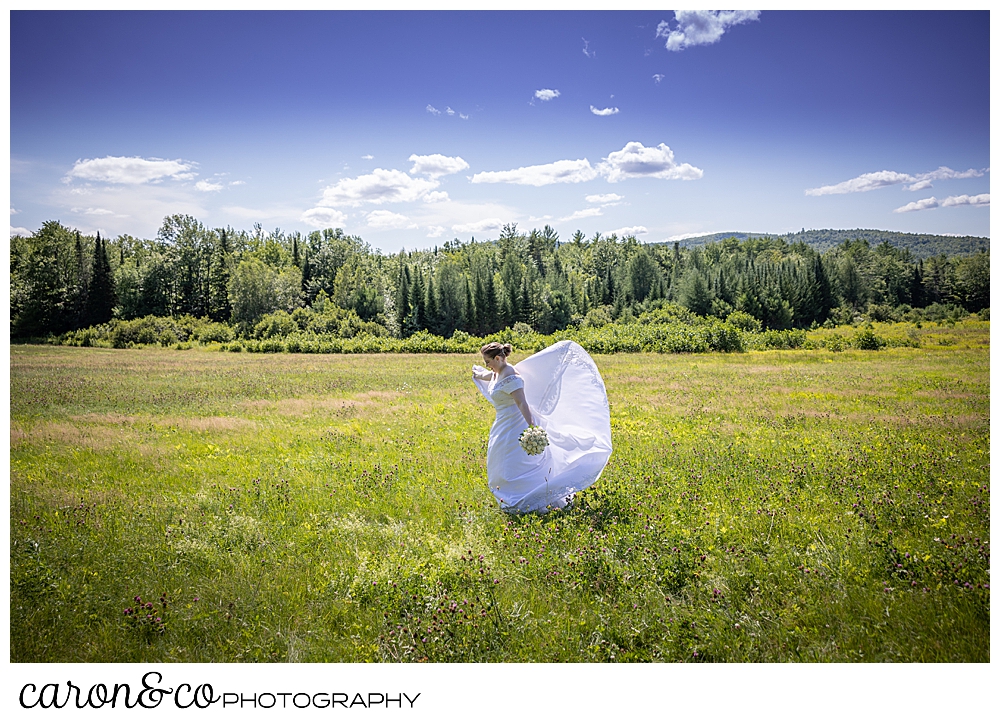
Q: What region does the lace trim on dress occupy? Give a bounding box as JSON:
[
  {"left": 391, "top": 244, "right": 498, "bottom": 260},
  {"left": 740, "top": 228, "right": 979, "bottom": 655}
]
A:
[{"left": 492, "top": 374, "right": 523, "bottom": 392}]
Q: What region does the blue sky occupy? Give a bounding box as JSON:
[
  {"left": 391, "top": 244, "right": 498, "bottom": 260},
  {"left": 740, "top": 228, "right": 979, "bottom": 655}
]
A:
[{"left": 9, "top": 10, "right": 991, "bottom": 252}]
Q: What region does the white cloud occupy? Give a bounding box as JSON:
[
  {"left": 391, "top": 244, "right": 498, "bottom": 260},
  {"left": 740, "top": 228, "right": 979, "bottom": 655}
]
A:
[
  {"left": 72, "top": 207, "right": 115, "bottom": 216},
  {"left": 426, "top": 226, "right": 446, "bottom": 238},
  {"left": 904, "top": 166, "right": 987, "bottom": 190},
  {"left": 586, "top": 193, "right": 624, "bottom": 205},
  {"left": 582, "top": 38, "right": 595, "bottom": 58},
  {"left": 301, "top": 207, "right": 348, "bottom": 228},
  {"left": 195, "top": 180, "right": 223, "bottom": 192},
  {"left": 423, "top": 191, "right": 450, "bottom": 203},
  {"left": 560, "top": 208, "right": 603, "bottom": 222},
  {"left": 452, "top": 218, "right": 503, "bottom": 234},
  {"left": 408, "top": 153, "right": 470, "bottom": 178},
  {"left": 10, "top": 207, "right": 19, "bottom": 214},
  {"left": 806, "top": 170, "right": 913, "bottom": 196},
  {"left": 426, "top": 105, "right": 441, "bottom": 115},
  {"left": 67, "top": 156, "right": 196, "bottom": 184},
  {"left": 319, "top": 168, "right": 439, "bottom": 207},
  {"left": 894, "top": 194, "right": 990, "bottom": 213},
  {"left": 362, "top": 154, "right": 374, "bottom": 160},
  {"left": 459, "top": 113, "right": 469, "bottom": 120},
  {"left": 611, "top": 226, "right": 648, "bottom": 237},
  {"left": 535, "top": 89, "right": 560, "bottom": 101},
  {"left": 653, "top": 74, "right": 665, "bottom": 84},
  {"left": 366, "top": 210, "right": 417, "bottom": 230},
  {"left": 591, "top": 106, "right": 620, "bottom": 116},
  {"left": 657, "top": 10, "right": 760, "bottom": 52},
  {"left": 229, "top": 180, "right": 245, "bottom": 186},
  {"left": 597, "top": 141, "right": 703, "bottom": 182},
  {"left": 942, "top": 193, "right": 990, "bottom": 207},
  {"left": 807, "top": 166, "right": 986, "bottom": 196},
  {"left": 472, "top": 159, "right": 598, "bottom": 187},
  {"left": 11, "top": 226, "right": 32, "bottom": 237}
]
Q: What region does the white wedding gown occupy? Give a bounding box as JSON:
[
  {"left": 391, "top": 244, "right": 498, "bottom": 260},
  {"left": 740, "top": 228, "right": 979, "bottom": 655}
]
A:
[{"left": 473, "top": 340, "right": 613, "bottom": 513}]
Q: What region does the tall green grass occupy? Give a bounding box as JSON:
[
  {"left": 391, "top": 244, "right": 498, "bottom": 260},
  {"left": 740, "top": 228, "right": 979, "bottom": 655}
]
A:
[{"left": 10, "top": 338, "right": 989, "bottom": 662}]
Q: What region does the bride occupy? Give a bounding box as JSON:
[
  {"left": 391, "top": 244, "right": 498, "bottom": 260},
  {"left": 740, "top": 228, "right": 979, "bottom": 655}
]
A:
[{"left": 472, "top": 340, "right": 613, "bottom": 513}]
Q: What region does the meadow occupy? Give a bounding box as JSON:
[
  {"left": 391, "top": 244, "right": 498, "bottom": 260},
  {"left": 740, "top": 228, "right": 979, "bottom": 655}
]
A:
[{"left": 9, "top": 327, "right": 990, "bottom": 662}]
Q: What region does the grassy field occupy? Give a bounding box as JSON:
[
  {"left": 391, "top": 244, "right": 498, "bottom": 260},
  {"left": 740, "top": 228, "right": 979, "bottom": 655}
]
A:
[{"left": 9, "top": 332, "right": 989, "bottom": 662}]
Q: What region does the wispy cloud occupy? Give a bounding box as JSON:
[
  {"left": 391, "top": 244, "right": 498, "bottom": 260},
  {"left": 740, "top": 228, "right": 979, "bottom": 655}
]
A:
[
  {"left": 195, "top": 180, "right": 223, "bottom": 192},
  {"left": 301, "top": 207, "right": 348, "bottom": 228},
  {"left": 11, "top": 226, "right": 32, "bottom": 237},
  {"left": 427, "top": 104, "right": 467, "bottom": 119},
  {"left": 472, "top": 159, "right": 598, "bottom": 187},
  {"left": 652, "top": 74, "right": 665, "bottom": 84},
  {"left": 362, "top": 154, "right": 374, "bottom": 160},
  {"left": 903, "top": 167, "right": 986, "bottom": 190},
  {"left": 598, "top": 141, "right": 703, "bottom": 182},
  {"left": 582, "top": 38, "right": 595, "bottom": 58},
  {"left": 656, "top": 10, "right": 761, "bottom": 52},
  {"left": 426, "top": 225, "right": 446, "bottom": 238},
  {"left": 71, "top": 207, "right": 116, "bottom": 216},
  {"left": 473, "top": 143, "right": 700, "bottom": 187},
  {"left": 452, "top": 218, "right": 503, "bottom": 234},
  {"left": 806, "top": 166, "right": 987, "bottom": 196},
  {"left": 408, "top": 153, "right": 470, "bottom": 179},
  {"left": 423, "top": 191, "right": 450, "bottom": 203},
  {"left": 586, "top": 193, "right": 624, "bottom": 205},
  {"left": 560, "top": 208, "right": 603, "bottom": 222},
  {"left": 590, "top": 106, "right": 620, "bottom": 116},
  {"left": 229, "top": 180, "right": 245, "bottom": 186},
  {"left": 535, "top": 89, "right": 560, "bottom": 101},
  {"left": 894, "top": 193, "right": 990, "bottom": 213},
  {"left": 806, "top": 170, "right": 911, "bottom": 196},
  {"left": 319, "top": 169, "right": 439, "bottom": 207},
  {"left": 66, "top": 156, "right": 196, "bottom": 184},
  {"left": 366, "top": 210, "right": 417, "bottom": 229},
  {"left": 10, "top": 207, "right": 19, "bottom": 215},
  {"left": 610, "top": 225, "right": 648, "bottom": 237}
]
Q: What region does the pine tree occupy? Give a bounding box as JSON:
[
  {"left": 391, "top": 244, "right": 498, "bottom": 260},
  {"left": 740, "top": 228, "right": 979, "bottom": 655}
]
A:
[
  {"left": 71, "top": 231, "right": 89, "bottom": 329},
  {"left": 396, "top": 258, "right": 411, "bottom": 336},
  {"left": 910, "top": 261, "right": 924, "bottom": 307},
  {"left": 464, "top": 277, "right": 475, "bottom": 333},
  {"left": 474, "top": 273, "right": 488, "bottom": 334},
  {"left": 425, "top": 271, "right": 439, "bottom": 335},
  {"left": 408, "top": 265, "right": 426, "bottom": 333},
  {"left": 87, "top": 232, "right": 116, "bottom": 326},
  {"left": 519, "top": 277, "right": 531, "bottom": 325},
  {"left": 208, "top": 229, "right": 232, "bottom": 322},
  {"left": 485, "top": 273, "right": 499, "bottom": 333}
]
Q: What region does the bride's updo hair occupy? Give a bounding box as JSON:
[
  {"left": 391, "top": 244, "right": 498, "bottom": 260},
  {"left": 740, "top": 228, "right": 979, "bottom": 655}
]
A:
[{"left": 480, "top": 341, "right": 513, "bottom": 359}]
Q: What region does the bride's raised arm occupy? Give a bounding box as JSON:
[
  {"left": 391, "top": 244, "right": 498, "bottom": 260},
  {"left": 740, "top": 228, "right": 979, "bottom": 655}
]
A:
[{"left": 472, "top": 364, "right": 493, "bottom": 381}]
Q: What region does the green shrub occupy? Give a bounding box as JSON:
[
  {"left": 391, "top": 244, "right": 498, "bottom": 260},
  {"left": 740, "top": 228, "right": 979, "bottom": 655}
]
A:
[
  {"left": 725, "top": 310, "right": 762, "bottom": 333},
  {"left": 852, "top": 327, "right": 886, "bottom": 350}
]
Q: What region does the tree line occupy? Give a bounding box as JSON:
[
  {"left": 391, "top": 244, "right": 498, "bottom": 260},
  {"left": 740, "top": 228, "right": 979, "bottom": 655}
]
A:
[{"left": 10, "top": 215, "right": 990, "bottom": 340}]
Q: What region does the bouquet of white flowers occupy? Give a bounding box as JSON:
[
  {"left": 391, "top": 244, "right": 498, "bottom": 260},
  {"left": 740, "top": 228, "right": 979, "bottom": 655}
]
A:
[{"left": 519, "top": 425, "right": 549, "bottom": 456}]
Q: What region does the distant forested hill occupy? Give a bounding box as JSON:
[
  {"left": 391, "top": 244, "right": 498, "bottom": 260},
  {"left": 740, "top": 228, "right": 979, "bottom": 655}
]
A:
[{"left": 669, "top": 229, "right": 989, "bottom": 259}]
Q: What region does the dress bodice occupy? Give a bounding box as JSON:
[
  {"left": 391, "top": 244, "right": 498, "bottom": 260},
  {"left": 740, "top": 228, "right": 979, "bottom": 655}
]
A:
[{"left": 488, "top": 373, "right": 524, "bottom": 410}]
